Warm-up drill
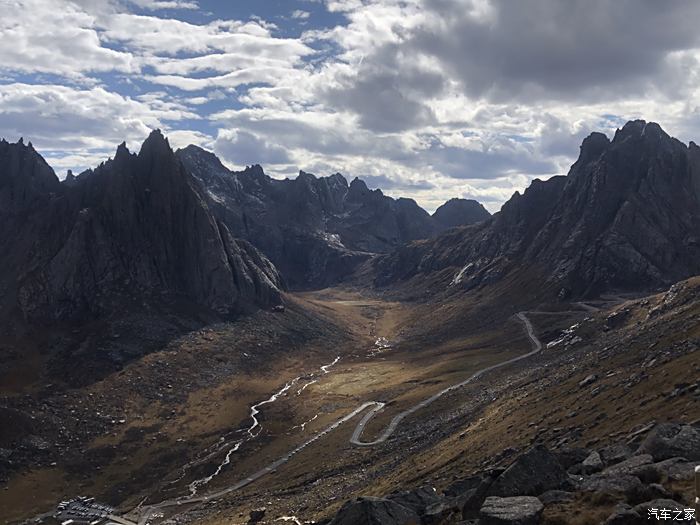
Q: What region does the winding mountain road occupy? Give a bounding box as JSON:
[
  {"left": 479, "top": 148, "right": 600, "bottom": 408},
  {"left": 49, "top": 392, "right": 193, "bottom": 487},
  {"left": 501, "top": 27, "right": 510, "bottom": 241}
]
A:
[
  {"left": 350, "top": 311, "right": 542, "bottom": 445},
  {"left": 130, "top": 310, "right": 564, "bottom": 523}
]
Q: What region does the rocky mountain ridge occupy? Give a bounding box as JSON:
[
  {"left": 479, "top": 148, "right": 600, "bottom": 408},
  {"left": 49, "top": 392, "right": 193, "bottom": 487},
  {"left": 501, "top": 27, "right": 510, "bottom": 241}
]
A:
[
  {"left": 177, "top": 145, "right": 490, "bottom": 287},
  {"left": 0, "top": 131, "right": 282, "bottom": 323},
  {"left": 375, "top": 120, "right": 700, "bottom": 299}
]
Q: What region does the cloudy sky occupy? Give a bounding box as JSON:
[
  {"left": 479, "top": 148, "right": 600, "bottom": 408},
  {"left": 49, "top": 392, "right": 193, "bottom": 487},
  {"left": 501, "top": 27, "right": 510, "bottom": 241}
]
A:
[{"left": 3, "top": 0, "right": 700, "bottom": 211}]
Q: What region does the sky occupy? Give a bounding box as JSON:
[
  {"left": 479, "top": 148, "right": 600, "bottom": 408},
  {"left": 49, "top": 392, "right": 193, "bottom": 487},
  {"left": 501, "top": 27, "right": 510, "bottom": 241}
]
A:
[{"left": 3, "top": 0, "right": 700, "bottom": 212}]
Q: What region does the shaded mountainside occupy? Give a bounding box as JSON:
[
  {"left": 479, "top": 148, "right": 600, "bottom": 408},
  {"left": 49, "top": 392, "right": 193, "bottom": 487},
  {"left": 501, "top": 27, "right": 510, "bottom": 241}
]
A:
[
  {"left": 375, "top": 120, "right": 700, "bottom": 298},
  {"left": 177, "top": 145, "right": 490, "bottom": 287},
  {"left": 0, "top": 132, "right": 282, "bottom": 324}
]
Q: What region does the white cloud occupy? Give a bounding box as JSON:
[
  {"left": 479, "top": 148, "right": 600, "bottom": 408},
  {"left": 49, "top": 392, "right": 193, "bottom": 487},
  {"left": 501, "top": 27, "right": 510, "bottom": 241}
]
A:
[
  {"left": 130, "top": 0, "right": 199, "bottom": 9},
  {"left": 0, "top": 82, "right": 199, "bottom": 170},
  {"left": 0, "top": 0, "right": 136, "bottom": 79}
]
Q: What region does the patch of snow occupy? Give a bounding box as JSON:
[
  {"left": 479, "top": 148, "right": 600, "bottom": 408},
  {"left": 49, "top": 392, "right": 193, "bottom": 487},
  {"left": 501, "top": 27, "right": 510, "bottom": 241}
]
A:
[
  {"left": 206, "top": 188, "right": 226, "bottom": 204},
  {"left": 450, "top": 263, "right": 474, "bottom": 286},
  {"left": 321, "top": 232, "right": 345, "bottom": 249}
]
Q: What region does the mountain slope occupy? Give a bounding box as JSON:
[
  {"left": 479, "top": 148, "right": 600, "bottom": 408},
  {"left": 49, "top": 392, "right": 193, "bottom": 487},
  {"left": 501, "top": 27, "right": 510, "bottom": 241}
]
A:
[
  {"left": 375, "top": 120, "right": 700, "bottom": 298},
  {"left": 0, "top": 132, "right": 282, "bottom": 323},
  {"left": 177, "top": 145, "right": 490, "bottom": 287}
]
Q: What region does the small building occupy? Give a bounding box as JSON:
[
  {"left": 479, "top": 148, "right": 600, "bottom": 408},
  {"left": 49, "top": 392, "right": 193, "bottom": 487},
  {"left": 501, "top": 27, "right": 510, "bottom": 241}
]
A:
[{"left": 53, "top": 497, "right": 115, "bottom": 525}]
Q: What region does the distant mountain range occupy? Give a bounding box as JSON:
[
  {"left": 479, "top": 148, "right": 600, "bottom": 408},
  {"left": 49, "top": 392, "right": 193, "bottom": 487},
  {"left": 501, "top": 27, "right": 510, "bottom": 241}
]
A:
[
  {"left": 177, "top": 145, "right": 490, "bottom": 286},
  {"left": 2, "top": 119, "right": 698, "bottom": 324},
  {"left": 375, "top": 120, "right": 700, "bottom": 298},
  {"left": 0, "top": 132, "right": 488, "bottom": 322}
]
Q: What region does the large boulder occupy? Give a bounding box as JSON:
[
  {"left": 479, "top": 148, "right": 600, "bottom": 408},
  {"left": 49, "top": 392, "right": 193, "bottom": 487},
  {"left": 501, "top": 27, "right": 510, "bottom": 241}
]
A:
[
  {"left": 581, "top": 450, "right": 604, "bottom": 474},
  {"left": 636, "top": 423, "right": 700, "bottom": 461},
  {"left": 602, "top": 454, "right": 654, "bottom": 477},
  {"left": 487, "top": 444, "right": 571, "bottom": 497},
  {"left": 328, "top": 496, "right": 421, "bottom": 525},
  {"left": 555, "top": 447, "right": 590, "bottom": 471},
  {"left": 455, "top": 472, "right": 499, "bottom": 519},
  {"left": 579, "top": 473, "right": 644, "bottom": 494},
  {"left": 479, "top": 496, "right": 543, "bottom": 525},
  {"left": 538, "top": 490, "right": 574, "bottom": 505},
  {"left": 248, "top": 508, "right": 266, "bottom": 523},
  {"left": 648, "top": 457, "right": 696, "bottom": 481},
  {"left": 599, "top": 443, "right": 633, "bottom": 466},
  {"left": 444, "top": 475, "right": 485, "bottom": 498},
  {"left": 422, "top": 500, "right": 460, "bottom": 524},
  {"left": 386, "top": 486, "right": 442, "bottom": 515},
  {"left": 604, "top": 504, "right": 641, "bottom": 524}
]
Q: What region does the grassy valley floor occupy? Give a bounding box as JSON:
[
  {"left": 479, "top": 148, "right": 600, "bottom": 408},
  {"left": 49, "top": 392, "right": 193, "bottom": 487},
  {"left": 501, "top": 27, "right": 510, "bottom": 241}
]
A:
[{"left": 1, "top": 280, "right": 699, "bottom": 524}]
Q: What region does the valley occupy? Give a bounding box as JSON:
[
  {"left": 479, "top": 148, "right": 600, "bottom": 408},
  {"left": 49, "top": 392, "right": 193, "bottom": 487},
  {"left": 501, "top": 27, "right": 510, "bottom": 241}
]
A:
[
  {"left": 0, "top": 285, "right": 545, "bottom": 523},
  {"left": 5, "top": 0, "right": 700, "bottom": 520},
  {"left": 5, "top": 278, "right": 698, "bottom": 525}
]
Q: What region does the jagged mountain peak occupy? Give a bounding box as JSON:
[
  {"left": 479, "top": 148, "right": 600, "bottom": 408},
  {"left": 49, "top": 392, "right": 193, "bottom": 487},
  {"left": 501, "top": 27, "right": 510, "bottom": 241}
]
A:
[
  {"left": 0, "top": 136, "right": 62, "bottom": 213},
  {"left": 612, "top": 119, "right": 667, "bottom": 142},
  {"left": 140, "top": 128, "right": 170, "bottom": 152},
  {"left": 296, "top": 170, "right": 318, "bottom": 183},
  {"left": 0, "top": 135, "right": 283, "bottom": 322},
  {"left": 114, "top": 141, "right": 131, "bottom": 160},
  {"left": 576, "top": 131, "right": 610, "bottom": 165},
  {"left": 347, "top": 177, "right": 380, "bottom": 199},
  {"left": 433, "top": 198, "right": 491, "bottom": 229},
  {"left": 349, "top": 177, "right": 369, "bottom": 190},
  {"left": 174, "top": 142, "right": 489, "bottom": 285},
  {"left": 613, "top": 120, "right": 680, "bottom": 152},
  {"left": 328, "top": 172, "right": 348, "bottom": 186}
]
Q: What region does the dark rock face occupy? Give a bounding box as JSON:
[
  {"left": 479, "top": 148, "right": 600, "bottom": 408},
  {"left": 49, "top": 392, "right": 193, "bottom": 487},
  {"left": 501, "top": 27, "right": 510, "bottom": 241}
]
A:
[
  {"left": 580, "top": 450, "right": 604, "bottom": 474},
  {"left": 375, "top": 120, "right": 700, "bottom": 298},
  {"left": 487, "top": 444, "right": 571, "bottom": 497},
  {"left": 0, "top": 138, "right": 61, "bottom": 214},
  {"left": 604, "top": 505, "right": 641, "bottom": 524},
  {"left": 432, "top": 198, "right": 490, "bottom": 229},
  {"left": 327, "top": 496, "right": 421, "bottom": 525},
  {"left": 455, "top": 472, "right": 500, "bottom": 519},
  {"left": 579, "top": 473, "right": 644, "bottom": 494},
  {"left": 177, "top": 145, "right": 489, "bottom": 287},
  {"left": 636, "top": 423, "right": 700, "bottom": 461},
  {"left": 248, "top": 507, "right": 266, "bottom": 523},
  {"left": 385, "top": 486, "right": 442, "bottom": 514},
  {"left": 479, "top": 496, "right": 543, "bottom": 525},
  {"left": 0, "top": 132, "right": 282, "bottom": 323}
]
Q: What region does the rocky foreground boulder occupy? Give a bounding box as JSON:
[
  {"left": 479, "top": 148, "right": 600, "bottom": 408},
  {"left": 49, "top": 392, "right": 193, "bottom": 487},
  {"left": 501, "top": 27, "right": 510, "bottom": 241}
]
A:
[
  {"left": 486, "top": 444, "right": 571, "bottom": 497},
  {"left": 324, "top": 421, "right": 698, "bottom": 524},
  {"left": 636, "top": 423, "right": 700, "bottom": 461},
  {"left": 479, "top": 496, "right": 543, "bottom": 525},
  {"left": 327, "top": 496, "right": 421, "bottom": 525}
]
